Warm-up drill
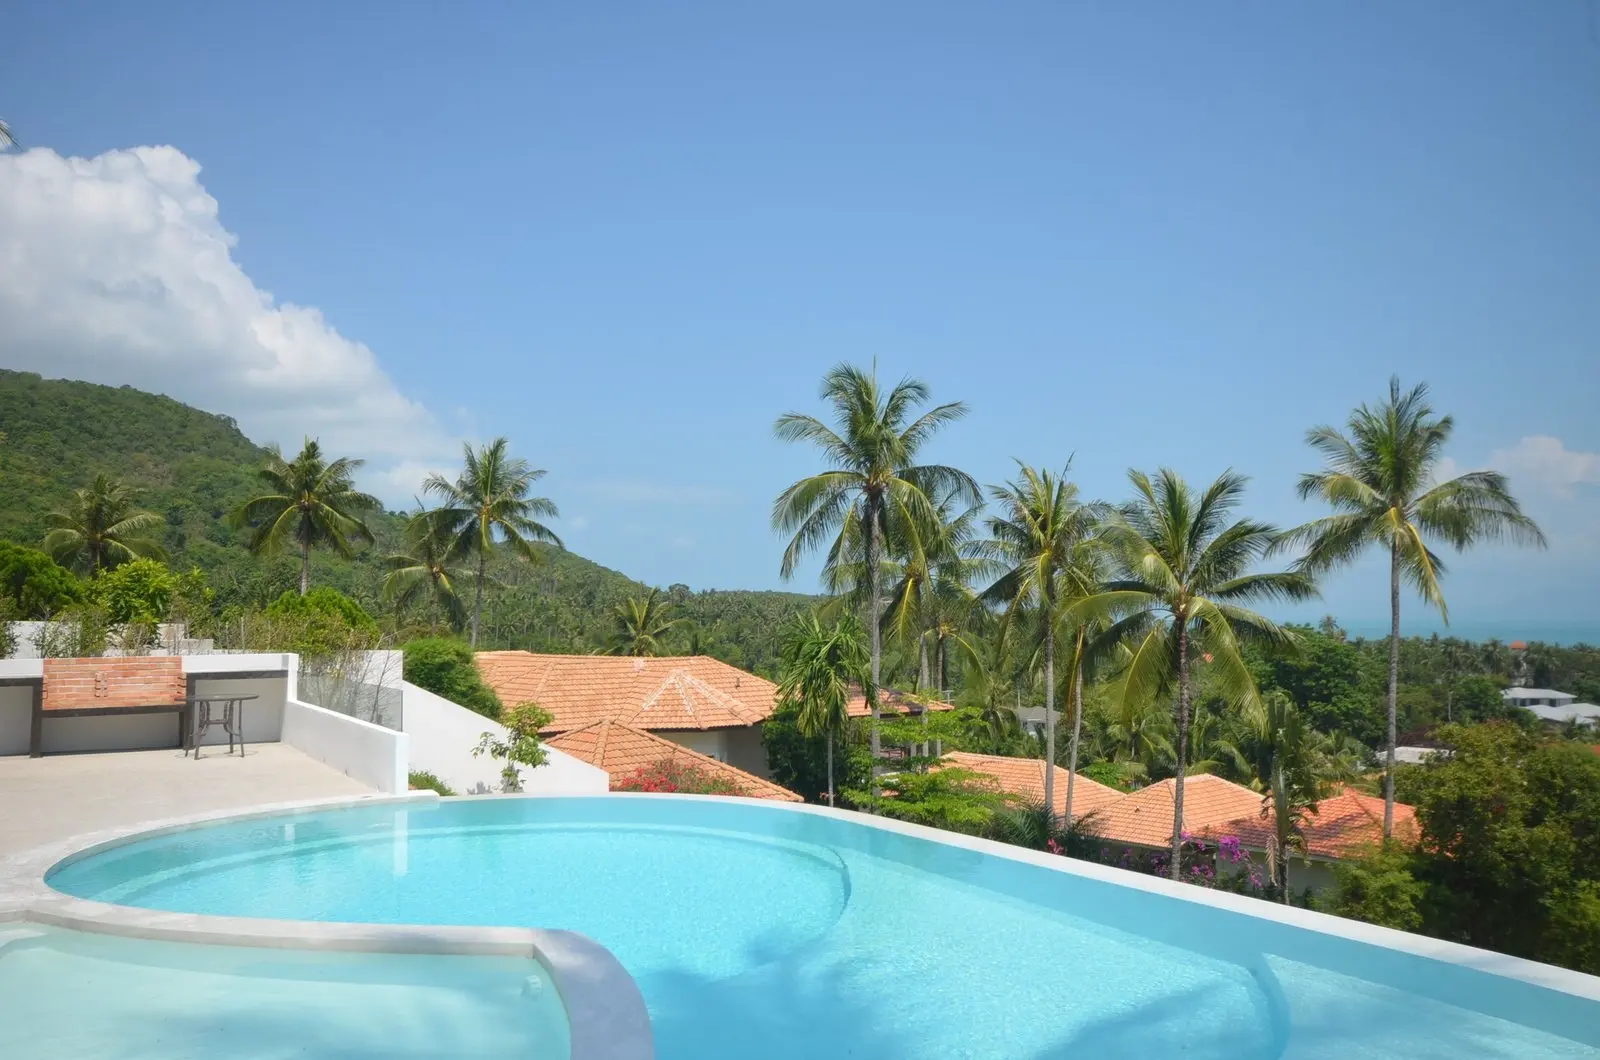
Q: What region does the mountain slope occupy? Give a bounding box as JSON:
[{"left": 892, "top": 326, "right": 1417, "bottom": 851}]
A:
[{"left": 0, "top": 370, "right": 818, "bottom": 672}]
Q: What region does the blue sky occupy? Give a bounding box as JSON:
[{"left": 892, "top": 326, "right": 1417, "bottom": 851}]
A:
[{"left": 3, "top": 2, "right": 1597, "bottom": 639}]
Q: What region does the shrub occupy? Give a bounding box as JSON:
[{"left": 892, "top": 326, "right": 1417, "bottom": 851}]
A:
[
  {"left": 265, "top": 587, "right": 378, "bottom": 633},
  {"left": 408, "top": 770, "right": 456, "bottom": 797},
  {"left": 402, "top": 637, "right": 504, "bottom": 719},
  {"left": 92, "top": 558, "right": 176, "bottom": 625},
  {"left": 1319, "top": 845, "right": 1425, "bottom": 932},
  {"left": 0, "top": 541, "right": 84, "bottom": 617},
  {"left": 473, "top": 702, "right": 553, "bottom": 793},
  {"left": 614, "top": 758, "right": 747, "bottom": 796}
]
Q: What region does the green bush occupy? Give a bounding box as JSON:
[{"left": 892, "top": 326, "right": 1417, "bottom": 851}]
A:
[
  {"left": 403, "top": 637, "right": 504, "bottom": 719},
  {"left": 265, "top": 586, "right": 378, "bottom": 632},
  {"left": 1319, "top": 845, "right": 1425, "bottom": 932},
  {"left": 0, "top": 541, "right": 84, "bottom": 617},
  {"left": 92, "top": 557, "right": 176, "bottom": 624},
  {"left": 407, "top": 770, "right": 456, "bottom": 797}
]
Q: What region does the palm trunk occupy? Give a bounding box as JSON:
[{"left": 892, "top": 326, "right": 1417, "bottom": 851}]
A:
[
  {"left": 471, "top": 551, "right": 486, "bottom": 649},
  {"left": 1043, "top": 620, "right": 1056, "bottom": 825},
  {"left": 917, "top": 634, "right": 930, "bottom": 693},
  {"left": 1384, "top": 543, "right": 1400, "bottom": 841},
  {"left": 1172, "top": 617, "right": 1191, "bottom": 881},
  {"left": 1065, "top": 628, "right": 1085, "bottom": 830},
  {"left": 299, "top": 540, "right": 311, "bottom": 595},
  {"left": 866, "top": 496, "right": 882, "bottom": 806},
  {"left": 937, "top": 634, "right": 948, "bottom": 697},
  {"left": 826, "top": 733, "right": 835, "bottom": 807}
]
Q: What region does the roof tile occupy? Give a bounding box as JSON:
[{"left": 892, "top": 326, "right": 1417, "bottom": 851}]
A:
[
  {"left": 548, "top": 720, "right": 802, "bottom": 802},
  {"left": 1092, "top": 774, "right": 1263, "bottom": 849},
  {"left": 940, "top": 751, "right": 1125, "bottom": 819},
  {"left": 1202, "top": 787, "right": 1421, "bottom": 860}
]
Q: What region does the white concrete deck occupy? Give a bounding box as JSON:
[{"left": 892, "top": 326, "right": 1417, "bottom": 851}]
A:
[{"left": 0, "top": 743, "right": 374, "bottom": 856}]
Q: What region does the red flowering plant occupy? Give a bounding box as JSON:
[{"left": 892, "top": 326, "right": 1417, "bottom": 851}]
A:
[{"left": 613, "top": 758, "right": 748, "bottom": 796}]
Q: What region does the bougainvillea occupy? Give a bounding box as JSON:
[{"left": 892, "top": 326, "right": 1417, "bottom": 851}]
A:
[{"left": 613, "top": 758, "right": 748, "bottom": 797}]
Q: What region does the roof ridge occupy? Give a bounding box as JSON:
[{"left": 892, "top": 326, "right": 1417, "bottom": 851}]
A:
[{"left": 594, "top": 719, "right": 612, "bottom": 768}]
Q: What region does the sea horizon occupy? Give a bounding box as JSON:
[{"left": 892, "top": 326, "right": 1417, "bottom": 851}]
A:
[{"left": 1282, "top": 616, "right": 1598, "bottom": 648}]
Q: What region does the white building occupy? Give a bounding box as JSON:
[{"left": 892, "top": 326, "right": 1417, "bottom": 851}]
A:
[{"left": 1503, "top": 687, "right": 1600, "bottom": 727}]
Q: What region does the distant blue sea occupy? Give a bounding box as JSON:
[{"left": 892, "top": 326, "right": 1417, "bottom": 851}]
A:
[{"left": 1304, "top": 618, "right": 1598, "bottom": 647}]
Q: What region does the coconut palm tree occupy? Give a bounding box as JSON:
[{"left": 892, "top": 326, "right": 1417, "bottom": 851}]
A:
[
  {"left": 423, "top": 438, "right": 561, "bottom": 648},
  {"left": 607, "top": 589, "right": 682, "bottom": 656},
  {"left": 975, "top": 463, "right": 1106, "bottom": 826},
  {"left": 1086, "top": 469, "right": 1316, "bottom": 880},
  {"left": 772, "top": 364, "right": 977, "bottom": 776},
  {"left": 44, "top": 474, "right": 167, "bottom": 575},
  {"left": 383, "top": 508, "right": 466, "bottom": 632},
  {"left": 229, "top": 439, "right": 379, "bottom": 595},
  {"left": 777, "top": 610, "right": 869, "bottom": 806},
  {"left": 0, "top": 119, "right": 15, "bottom": 150},
  {"left": 1280, "top": 379, "right": 1545, "bottom": 838}
]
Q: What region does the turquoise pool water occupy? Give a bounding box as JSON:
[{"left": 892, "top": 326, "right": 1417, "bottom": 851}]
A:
[{"left": 48, "top": 797, "right": 1600, "bottom": 1060}]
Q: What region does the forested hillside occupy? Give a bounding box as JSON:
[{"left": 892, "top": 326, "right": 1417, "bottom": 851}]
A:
[{"left": 0, "top": 370, "right": 817, "bottom": 672}]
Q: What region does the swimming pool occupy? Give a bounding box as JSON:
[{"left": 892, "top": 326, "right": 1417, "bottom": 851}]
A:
[{"left": 44, "top": 796, "right": 1600, "bottom": 1059}]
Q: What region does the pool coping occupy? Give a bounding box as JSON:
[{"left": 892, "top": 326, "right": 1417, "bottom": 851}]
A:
[{"left": 0, "top": 791, "right": 653, "bottom": 1060}]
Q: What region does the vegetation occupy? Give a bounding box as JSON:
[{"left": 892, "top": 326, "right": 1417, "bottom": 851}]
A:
[
  {"left": 402, "top": 637, "right": 504, "bottom": 719},
  {"left": 44, "top": 473, "right": 165, "bottom": 574},
  {"left": 230, "top": 439, "right": 380, "bottom": 596},
  {"left": 408, "top": 770, "right": 456, "bottom": 796},
  {"left": 0, "top": 541, "right": 85, "bottom": 616},
  {"left": 775, "top": 610, "right": 869, "bottom": 805},
  {"left": 612, "top": 759, "right": 748, "bottom": 796},
  {"left": 383, "top": 509, "right": 466, "bottom": 633},
  {"left": 472, "top": 701, "right": 554, "bottom": 793},
  {"left": 607, "top": 589, "right": 682, "bottom": 656},
  {"left": 1284, "top": 378, "right": 1545, "bottom": 837}
]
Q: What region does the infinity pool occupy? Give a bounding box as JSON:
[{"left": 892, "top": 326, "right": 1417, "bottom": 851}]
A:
[{"left": 47, "top": 797, "right": 1600, "bottom": 1059}]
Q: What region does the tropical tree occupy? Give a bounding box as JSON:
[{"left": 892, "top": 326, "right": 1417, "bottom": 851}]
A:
[
  {"left": 229, "top": 440, "right": 378, "bottom": 596},
  {"left": 383, "top": 509, "right": 466, "bottom": 632},
  {"left": 0, "top": 118, "right": 15, "bottom": 150},
  {"left": 44, "top": 473, "right": 166, "bottom": 575},
  {"left": 423, "top": 438, "right": 562, "bottom": 648},
  {"left": 1087, "top": 469, "right": 1315, "bottom": 879},
  {"left": 772, "top": 364, "right": 977, "bottom": 779},
  {"left": 976, "top": 463, "right": 1106, "bottom": 826},
  {"left": 1280, "top": 379, "right": 1545, "bottom": 838},
  {"left": 1222, "top": 692, "right": 1333, "bottom": 899},
  {"left": 608, "top": 589, "right": 682, "bottom": 656},
  {"left": 777, "top": 610, "right": 869, "bottom": 805}
]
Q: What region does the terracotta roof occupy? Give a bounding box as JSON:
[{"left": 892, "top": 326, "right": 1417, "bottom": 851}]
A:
[
  {"left": 940, "top": 751, "right": 1125, "bottom": 819},
  {"left": 1093, "top": 774, "right": 1263, "bottom": 849},
  {"left": 475, "top": 652, "right": 777, "bottom": 734},
  {"left": 547, "top": 720, "right": 802, "bottom": 802},
  {"left": 845, "top": 687, "right": 958, "bottom": 718},
  {"left": 1203, "top": 788, "right": 1421, "bottom": 860}
]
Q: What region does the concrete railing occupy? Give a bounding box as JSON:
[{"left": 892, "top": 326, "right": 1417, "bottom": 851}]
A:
[{"left": 281, "top": 698, "right": 408, "bottom": 794}]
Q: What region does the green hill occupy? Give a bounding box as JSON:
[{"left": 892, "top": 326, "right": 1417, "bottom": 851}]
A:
[{"left": 0, "top": 370, "right": 817, "bottom": 673}]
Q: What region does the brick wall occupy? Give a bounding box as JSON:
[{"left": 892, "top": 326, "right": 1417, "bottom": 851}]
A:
[{"left": 41, "top": 657, "right": 186, "bottom": 711}]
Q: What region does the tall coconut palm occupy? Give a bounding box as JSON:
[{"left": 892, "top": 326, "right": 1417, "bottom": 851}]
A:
[
  {"left": 423, "top": 438, "right": 561, "bottom": 648},
  {"left": 1087, "top": 469, "right": 1315, "bottom": 880},
  {"left": 383, "top": 508, "right": 466, "bottom": 632},
  {"left": 229, "top": 439, "right": 379, "bottom": 595},
  {"left": 777, "top": 610, "right": 869, "bottom": 806},
  {"left": 607, "top": 589, "right": 682, "bottom": 656},
  {"left": 1280, "top": 379, "right": 1544, "bottom": 838},
  {"left": 44, "top": 474, "right": 167, "bottom": 575},
  {"left": 0, "top": 119, "right": 15, "bottom": 150},
  {"left": 772, "top": 364, "right": 977, "bottom": 778},
  {"left": 976, "top": 463, "right": 1106, "bottom": 826}
]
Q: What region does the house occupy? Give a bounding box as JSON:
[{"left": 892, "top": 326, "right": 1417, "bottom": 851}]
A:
[
  {"left": 547, "top": 720, "right": 802, "bottom": 802},
  {"left": 1092, "top": 774, "right": 1265, "bottom": 852},
  {"left": 1502, "top": 687, "right": 1600, "bottom": 728},
  {"left": 475, "top": 652, "right": 778, "bottom": 778},
  {"left": 1202, "top": 787, "right": 1420, "bottom": 891},
  {"left": 940, "top": 750, "right": 1124, "bottom": 819}
]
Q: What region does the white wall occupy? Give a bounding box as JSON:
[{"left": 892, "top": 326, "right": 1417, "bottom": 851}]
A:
[
  {"left": 0, "top": 685, "right": 34, "bottom": 756},
  {"left": 661, "top": 729, "right": 729, "bottom": 762},
  {"left": 724, "top": 726, "right": 771, "bottom": 778},
  {"left": 281, "top": 697, "right": 408, "bottom": 794},
  {"left": 400, "top": 681, "right": 608, "bottom": 796},
  {"left": 187, "top": 676, "right": 286, "bottom": 748}
]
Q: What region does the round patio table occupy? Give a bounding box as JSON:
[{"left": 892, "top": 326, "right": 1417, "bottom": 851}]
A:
[{"left": 187, "top": 692, "right": 258, "bottom": 759}]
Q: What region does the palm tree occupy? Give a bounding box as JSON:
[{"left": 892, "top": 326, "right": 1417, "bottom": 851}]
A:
[
  {"left": 976, "top": 463, "right": 1106, "bottom": 826},
  {"left": 1280, "top": 379, "right": 1545, "bottom": 838},
  {"left": 608, "top": 589, "right": 683, "bottom": 656},
  {"left": 423, "top": 438, "right": 562, "bottom": 648},
  {"left": 229, "top": 439, "right": 379, "bottom": 595},
  {"left": 1223, "top": 692, "right": 1330, "bottom": 899},
  {"left": 772, "top": 364, "right": 977, "bottom": 777},
  {"left": 383, "top": 508, "right": 466, "bottom": 632},
  {"left": 777, "top": 610, "right": 869, "bottom": 806},
  {"left": 44, "top": 474, "right": 166, "bottom": 575},
  {"left": 1087, "top": 469, "right": 1315, "bottom": 880},
  {"left": 0, "top": 119, "right": 15, "bottom": 150}
]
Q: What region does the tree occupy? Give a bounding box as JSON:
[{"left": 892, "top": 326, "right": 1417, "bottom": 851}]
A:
[
  {"left": 383, "top": 509, "right": 466, "bottom": 633},
  {"left": 772, "top": 364, "right": 977, "bottom": 788},
  {"left": 402, "top": 636, "right": 504, "bottom": 719},
  {"left": 423, "top": 438, "right": 561, "bottom": 648},
  {"left": 0, "top": 118, "right": 15, "bottom": 150},
  {"left": 229, "top": 439, "right": 379, "bottom": 596},
  {"left": 44, "top": 473, "right": 166, "bottom": 575},
  {"left": 0, "top": 541, "right": 85, "bottom": 617},
  {"left": 92, "top": 557, "right": 176, "bottom": 625},
  {"left": 1088, "top": 469, "right": 1314, "bottom": 880},
  {"left": 777, "top": 610, "right": 869, "bottom": 805},
  {"left": 473, "top": 701, "right": 554, "bottom": 793},
  {"left": 976, "top": 463, "right": 1105, "bottom": 827},
  {"left": 608, "top": 588, "right": 683, "bottom": 656},
  {"left": 1282, "top": 379, "right": 1545, "bottom": 838},
  {"left": 1234, "top": 693, "right": 1330, "bottom": 899}
]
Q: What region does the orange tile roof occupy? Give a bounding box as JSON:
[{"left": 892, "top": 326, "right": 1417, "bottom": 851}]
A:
[
  {"left": 475, "top": 652, "right": 777, "bottom": 734},
  {"left": 845, "top": 687, "right": 958, "bottom": 718},
  {"left": 547, "top": 720, "right": 802, "bottom": 802},
  {"left": 1203, "top": 788, "right": 1421, "bottom": 860},
  {"left": 940, "top": 751, "right": 1125, "bottom": 819},
  {"left": 1092, "top": 774, "right": 1263, "bottom": 849}
]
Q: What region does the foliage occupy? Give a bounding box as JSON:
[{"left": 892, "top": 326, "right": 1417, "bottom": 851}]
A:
[
  {"left": 776, "top": 610, "right": 869, "bottom": 803},
  {"left": 853, "top": 765, "right": 1011, "bottom": 835},
  {"left": 91, "top": 558, "right": 176, "bottom": 624},
  {"left": 265, "top": 586, "right": 378, "bottom": 632},
  {"left": 229, "top": 439, "right": 380, "bottom": 595},
  {"left": 408, "top": 770, "right": 456, "bottom": 796},
  {"left": 1079, "top": 760, "right": 1133, "bottom": 792},
  {"left": 612, "top": 758, "right": 747, "bottom": 796},
  {"left": 764, "top": 705, "right": 874, "bottom": 804},
  {"left": 1247, "top": 625, "right": 1384, "bottom": 746},
  {"left": 1319, "top": 845, "right": 1425, "bottom": 932},
  {"left": 30, "top": 604, "right": 111, "bottom": 658},
  {"left": 607, "top": 588, "right": 682, "bottom": 656},
  {"left": 383, "top": 509, "right": 466, "bottom": 633},
  {"left": 473, "top": 701, "right": 554, "bottom": 793},
  {"left": 402, "top": 637, "right": 504, "bottom": 719},
  {"left": 43, "top": 473, "right": 167, "bottom": 575},
  {"left": 0, "top": 541, "right": 85, "bottom": 617}
]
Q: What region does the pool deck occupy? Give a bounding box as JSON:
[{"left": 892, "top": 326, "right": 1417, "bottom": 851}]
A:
[{"left": 0, "top": 744, "right": 374, "bottom": 856}]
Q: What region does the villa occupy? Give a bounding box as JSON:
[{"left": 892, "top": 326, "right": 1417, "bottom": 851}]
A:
[
  {"left": 548, "top": 719, "right": 802, "bottom": 801},
  {"left": 1503, "top": 687, "right": 1600, "bottom": 727},
  {"left": 941, "top": 749, "right": 1124, "bottom": 818}
]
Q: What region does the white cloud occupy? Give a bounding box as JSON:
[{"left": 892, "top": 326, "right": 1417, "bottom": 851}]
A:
[
  {"left": 0, "top": 145, "right": 455, "bottom": 501},
  {"left": 1485, "top": 436, "right": 1600, "bottom": 500}
]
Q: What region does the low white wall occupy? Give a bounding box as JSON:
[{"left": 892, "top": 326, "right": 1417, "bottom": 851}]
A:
[
  {"left": 281, "top": 698, "right": 407, "bottom": 794},
  {"left": 0, "top": 685, "right": 34, "bottom": 756},
  {"left": 187, "top": 676, "right": 287, "bottom": 748},
  {"left": 400, "top": 681, "right": 608, "bottom": 796}
]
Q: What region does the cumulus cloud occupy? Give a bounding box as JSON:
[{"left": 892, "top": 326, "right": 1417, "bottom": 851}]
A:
[
  {"left": 1486, "top": 436, "right": 1600, "bottom": 500},
  {"left": 0, "top": 145, "right": 455, "bottom": 500}
]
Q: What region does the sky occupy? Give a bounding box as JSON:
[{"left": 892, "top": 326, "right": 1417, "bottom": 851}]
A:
[{"left": 2, "top": 2, "right": 1598, "bottom": 640}]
